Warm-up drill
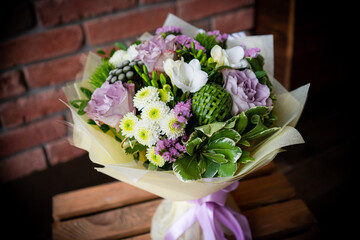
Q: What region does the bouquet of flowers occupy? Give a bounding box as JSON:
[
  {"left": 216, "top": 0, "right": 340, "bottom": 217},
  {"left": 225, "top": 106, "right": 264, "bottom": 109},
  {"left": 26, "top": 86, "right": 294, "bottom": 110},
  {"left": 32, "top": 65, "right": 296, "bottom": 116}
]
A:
[{"left": 63, "top": 14, "right": 309, "bottom": 240}]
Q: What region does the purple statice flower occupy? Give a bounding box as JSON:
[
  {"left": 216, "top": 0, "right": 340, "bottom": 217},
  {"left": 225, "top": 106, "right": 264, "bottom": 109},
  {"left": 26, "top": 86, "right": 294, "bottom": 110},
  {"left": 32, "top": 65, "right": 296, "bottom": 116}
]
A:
[
  {"left": 84, "top": 81, "right": 135, "bottom": 131},
  {"left": 175, "top": 142, "right": 186, "bottom": 153},
  {"left": 241, "top": 44, "right": 261, "bottom": 58},
  {"left": 136, "top": 34, "right": 177, "bottom": 73},
  {"left": 207, "top": 30, "right": 228, "bottom": 43},
  {"left": 174, "top": 99, "right": 192, "bottom": 124},
  {"left": 156, "top": 26, "right": 183, "bottom": 35},
  {"left": 222, "top": 68, "right": 272, "bottom": 115},
  {"left": 155, "top": 137, "right": 187, "bottom": 163},
  {"left": 175, "top": 35, "right": 205, "bottom": 51}
]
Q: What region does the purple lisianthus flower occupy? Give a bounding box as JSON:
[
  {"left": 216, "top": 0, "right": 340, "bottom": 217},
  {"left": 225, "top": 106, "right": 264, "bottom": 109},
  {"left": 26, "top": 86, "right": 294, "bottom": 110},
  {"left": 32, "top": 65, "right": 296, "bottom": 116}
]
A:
[
  {"left": 136, "top": 35, "right": 177, "bottom": 73},
  {"left": 175, "top": 35, "right": 205, "bottom": 51},
  {"left": 222, "top": 69, "right": 272, "bottom": 115},
  {"left": 84, "top": 81, "right": 135, "bottom": 131}
]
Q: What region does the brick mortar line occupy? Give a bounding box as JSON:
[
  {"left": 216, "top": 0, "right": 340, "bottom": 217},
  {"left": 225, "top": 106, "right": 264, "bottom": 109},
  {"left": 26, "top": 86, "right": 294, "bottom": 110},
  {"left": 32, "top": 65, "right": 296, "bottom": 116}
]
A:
[
  {"left": 0, "top": 0, "right": 175, "bottom": 43},
  {"left": 0, "top": 109, "right": 67, "bottom": 133}
]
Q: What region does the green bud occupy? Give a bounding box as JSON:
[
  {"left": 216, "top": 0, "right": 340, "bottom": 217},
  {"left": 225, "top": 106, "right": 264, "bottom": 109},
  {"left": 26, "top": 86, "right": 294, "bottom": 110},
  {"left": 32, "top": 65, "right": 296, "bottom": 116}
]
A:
[{"left": 163, "top": 84, "right": 171, "bottom": 92}]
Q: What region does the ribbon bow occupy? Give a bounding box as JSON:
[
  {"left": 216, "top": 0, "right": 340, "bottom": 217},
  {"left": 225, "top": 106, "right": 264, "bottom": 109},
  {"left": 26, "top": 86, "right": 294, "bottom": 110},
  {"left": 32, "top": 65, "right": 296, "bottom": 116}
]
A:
[{"left": 164, "top": 181, "right": 252, "bottom": 240}]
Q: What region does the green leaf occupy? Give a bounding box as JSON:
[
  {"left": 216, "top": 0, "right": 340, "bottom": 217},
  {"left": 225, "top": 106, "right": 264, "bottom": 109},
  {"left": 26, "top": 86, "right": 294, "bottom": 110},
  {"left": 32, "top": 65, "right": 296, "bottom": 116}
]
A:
[
  {"left": 97, "top": 49, "right": 106, "bottom": 55},
  {"left": 77, "top": 100, "right": 88, "bottom": 115},
  {"left": 69, "top": 100, "right": 84, "bottom": 108},
  {"left": 254, "top": 70, "right": 267, "bottom": 79},
  {"left": 89, "top": 60, "right": 114, "bottom": 89},
  {"left": 80, "top": 87, "right": 93, "bottom": 100},
  {"left": 202, "top": 152, "right": 228, "bottom": 164},
  {"left": 202, "top": 158, "right": 220, "bottom": 178},
  {"left": 198, "top": 155, "right": 207, "bottom": 174},
  {"left": 238, "top": 138, "right": 250, "bottom": 147},
  {"left": 235, "top": 112, "right": 248, "bottom": 134},
  {"left": 148, "top": 163, "right": 158, "bottom": 171},
  {"left": 207, "top": 137, "right": 236, "bottom": 151},
  {"left": 246, "top": 55, "right": 264, "bottom": 72},
  {"left": 238, "top": 151, "right": 255, "bottom": 163},
  {"left": 124, "top": 142, "right": 147, "bottom": 154},
  {"left": 110, "top": 48, "right": 116, "bottom": 57},
  {"left": 243, "top": 127, "right": 280, "bottom": 141},
  {"left": 208, "top": 147, "right": 242, "bottom": 163},
  {"left": 87, "top": 119, "right": 96, "bottom": 125},
  {"left": 195, "top": 121, "right": 228, "bottom": 137},
  {"left": 242, "top": 114, "right": 276, "bottom": 141},
  {"left": 209, "top": 129, "right": 241, "bottom": 143},
  {"left": 218, "top": 162, "right": 237, "bottom": 177},
  {"left": 99, "top": 124, "right": 110, "bottom": 133},
  {"left": 186, "top": 137, "right": 203, "bottom": 156},
  {"left": 115, "top": 42, "right": 127, "bottom": 50},
  {"left": 173, "top": 155, "right": 201, "bottom": 182},
  {"left": 245, "top": 106, "right": 269, "bottom": 119}
]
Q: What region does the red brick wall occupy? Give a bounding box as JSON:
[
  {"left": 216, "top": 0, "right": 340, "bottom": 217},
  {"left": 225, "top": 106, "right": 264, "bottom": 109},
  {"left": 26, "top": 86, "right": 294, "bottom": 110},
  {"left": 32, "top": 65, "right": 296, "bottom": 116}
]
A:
[{"left": 0, "top": 0, "right": 255, "bottom": 182}]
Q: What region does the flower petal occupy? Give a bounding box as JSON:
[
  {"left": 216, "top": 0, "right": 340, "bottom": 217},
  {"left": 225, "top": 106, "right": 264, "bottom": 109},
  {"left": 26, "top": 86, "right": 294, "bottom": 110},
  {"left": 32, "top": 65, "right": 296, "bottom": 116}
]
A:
[{"left": 225, "top": 46, "right": 245, "bottom": 68}]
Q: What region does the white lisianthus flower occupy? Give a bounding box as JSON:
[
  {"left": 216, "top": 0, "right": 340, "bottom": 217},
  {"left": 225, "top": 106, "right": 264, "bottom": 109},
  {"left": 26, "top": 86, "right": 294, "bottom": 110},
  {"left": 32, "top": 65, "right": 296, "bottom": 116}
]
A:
[
  {"left": 164, "top": 58, "right": 208, "bottom": 93},
  {"left": 109, "top": 44, "right": 138, "bottom": 67},
  {"left": 210, "top": 45, "right": 248, "bottom": 68}
]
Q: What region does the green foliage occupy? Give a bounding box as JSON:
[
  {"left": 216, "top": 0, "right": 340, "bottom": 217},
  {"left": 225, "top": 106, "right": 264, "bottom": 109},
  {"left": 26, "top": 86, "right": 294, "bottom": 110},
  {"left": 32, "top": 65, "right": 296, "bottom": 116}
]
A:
[
  {"left": 89, "top": 59, "right": 114, "bottom": 89},
  {"left": 194, "top": 32, "right": 226, "bottom": 55},
  {"left": 124, "top": 140, "right": 147, "bottom": 154},
  {"left": 173, "top": 154, "right": 202, "bottom": 181},
  {"left": 191, "top": 83, "right": 232, "bottom": 126},
  {"left": 176, "top": 41, "right": 207, "bottom": 64},
  {"left": 69, "top": 87, "right": 93, "bottom": 115},
  {"left": 173, "top": 106, "right": 280, "bottom": 181}
]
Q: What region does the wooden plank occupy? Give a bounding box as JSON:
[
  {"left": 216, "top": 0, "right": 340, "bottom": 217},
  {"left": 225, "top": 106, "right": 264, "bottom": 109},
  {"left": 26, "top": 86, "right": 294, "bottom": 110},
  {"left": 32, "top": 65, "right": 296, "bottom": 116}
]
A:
[
  {"left": 52, "top": 162, "right": 276, "bottom": 222},
  {"left": 52, "top": 181, "right": 158, "bottom": 221},
  {"left": 52, "top": 199, "right": 162, "bottom": 240},
  {"left": 284, "top": 226, "right": 320, "bottom": 240},
  {"left": 233, "top": 172, "right": 296, "bottom": 210},
  {"left": 244, "top": 199, "right": 317, "bottom": 239},
  {"left": 123, "top": 233, "right": 151, "bottom": 240},
  {"left": 53, "top": 172, "right": 299, "bottom": 240},
  {"left": 53, "top": 199, "right": 316, "bottom": 240}
]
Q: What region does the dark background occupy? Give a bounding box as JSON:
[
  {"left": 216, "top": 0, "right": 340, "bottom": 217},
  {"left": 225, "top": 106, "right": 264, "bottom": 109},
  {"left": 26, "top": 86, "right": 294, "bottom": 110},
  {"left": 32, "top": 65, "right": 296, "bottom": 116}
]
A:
[{"left": 0, "top": 0, "right": 355, "bottom": 239}]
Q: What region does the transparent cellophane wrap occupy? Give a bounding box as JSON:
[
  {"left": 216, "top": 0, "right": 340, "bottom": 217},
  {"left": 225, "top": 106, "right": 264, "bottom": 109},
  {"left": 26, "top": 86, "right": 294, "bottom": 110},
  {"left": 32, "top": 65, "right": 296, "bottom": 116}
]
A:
[{"left": 63, "top": 14, "right": 309, "bottom": 240}]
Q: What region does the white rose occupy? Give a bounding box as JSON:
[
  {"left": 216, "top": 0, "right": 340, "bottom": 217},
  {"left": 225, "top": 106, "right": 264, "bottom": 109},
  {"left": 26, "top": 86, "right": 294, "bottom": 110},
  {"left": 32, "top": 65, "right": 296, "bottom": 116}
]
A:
[
  {"left": 210, "top": 45, "right": 248, "bottom": 68},
  {"left": 164, "top": 58, "right": 208, "bottom": 93},
  {"left": 109, "top": 44, "right": 138, "bottom": 66}
]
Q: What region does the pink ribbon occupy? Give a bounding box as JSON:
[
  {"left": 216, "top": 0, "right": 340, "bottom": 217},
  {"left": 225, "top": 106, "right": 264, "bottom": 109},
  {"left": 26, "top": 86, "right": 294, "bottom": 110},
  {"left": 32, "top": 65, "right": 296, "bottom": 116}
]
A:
[{"left": 164, "top": 181, "right": 252, "bottom": 240}]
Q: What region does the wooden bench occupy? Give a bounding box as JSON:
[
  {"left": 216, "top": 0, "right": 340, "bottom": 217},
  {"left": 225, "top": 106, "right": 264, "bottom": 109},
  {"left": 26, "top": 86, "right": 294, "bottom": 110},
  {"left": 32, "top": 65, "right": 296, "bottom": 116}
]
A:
[{"left": 52, "top": 162, "right": 318, "bottom": 239}]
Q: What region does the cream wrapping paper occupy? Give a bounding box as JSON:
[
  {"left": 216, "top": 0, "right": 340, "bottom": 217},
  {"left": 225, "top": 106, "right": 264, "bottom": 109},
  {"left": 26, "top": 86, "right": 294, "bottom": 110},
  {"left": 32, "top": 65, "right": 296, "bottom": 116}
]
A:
[{"left": 63, "top": 14, "right": 309, "bottom": 202}]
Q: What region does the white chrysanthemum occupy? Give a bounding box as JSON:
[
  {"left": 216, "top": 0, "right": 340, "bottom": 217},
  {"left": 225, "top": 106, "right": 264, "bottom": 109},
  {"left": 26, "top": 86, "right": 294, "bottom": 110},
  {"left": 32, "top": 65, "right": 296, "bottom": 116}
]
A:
[
  {"left": 133, "top": 86, "right": 159, "bottom": 110},
  {"left": 119, "top": 112, "right": 138, "bottom": 138},
  {"left": 141, "top": 101, "right": 170, "bottom": 123},
  {"left": 134, "top": 120, "right": 160, "bottom": 147},
  {"left": 160, "top": 110, "right": 185, "bottom": 140},
  {"left": 146, "top": 147, "right": 165, "bottom": 167}
]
